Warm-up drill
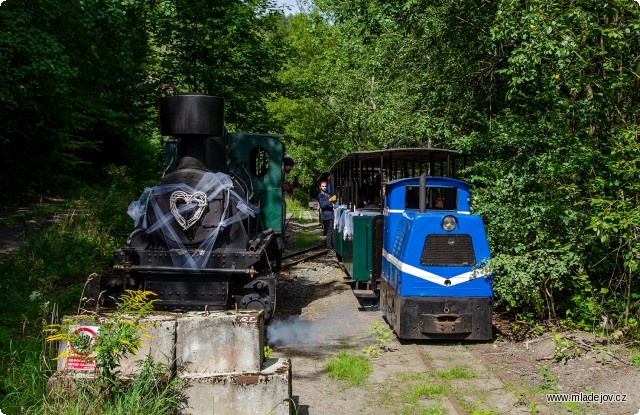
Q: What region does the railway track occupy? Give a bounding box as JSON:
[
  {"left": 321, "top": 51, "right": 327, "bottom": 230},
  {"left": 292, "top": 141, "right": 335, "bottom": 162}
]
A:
[
  {"left": 413, "top": 344, "right": 469, "bottom": 415},
  {"left": 280, "top": 242, "right": 327, "bottom": 270},
  {"left": 405, "top": 341, "right": 534, "bottom": 415}
]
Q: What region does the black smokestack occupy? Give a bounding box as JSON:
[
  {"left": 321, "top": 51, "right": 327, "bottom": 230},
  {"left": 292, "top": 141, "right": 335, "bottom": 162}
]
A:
[{"left": 159, "top": 94, "right": 227, "bottom": 172}]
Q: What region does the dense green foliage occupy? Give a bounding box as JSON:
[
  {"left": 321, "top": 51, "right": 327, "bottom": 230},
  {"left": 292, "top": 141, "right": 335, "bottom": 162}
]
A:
[
  {"left": 0, "top": 0, "right": 160, "bottom": 197},
  {"left": 0, "top": 0, "right": 287, "bottom": 200},
  {"left": 0, "top": 177, "right": 152, "bottom": 412},
  {"left": 0, "top": 2, "right": 290, "bottom": 410},
  {"left": 464, "top": 0, "right": 640, "bottom": 330},
  {"left": 271, "top": 0, "right": 640, "bottom": 334}
]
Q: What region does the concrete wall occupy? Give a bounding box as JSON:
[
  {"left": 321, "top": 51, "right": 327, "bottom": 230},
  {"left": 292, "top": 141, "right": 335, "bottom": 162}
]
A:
[
  {"left": 176, "top": 311, "right": 264, "bottom": 375},
  {"left": 180, "top": 358, "right": 292, "bottom": 415},
  {"left": 51, "top": 310, "right": 292, "bottom": 415}
]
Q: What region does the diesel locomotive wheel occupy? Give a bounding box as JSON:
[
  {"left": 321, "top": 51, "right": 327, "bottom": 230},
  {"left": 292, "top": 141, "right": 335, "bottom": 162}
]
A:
[{"left": 239, "top": 292, "right": 274, "bottom": 322}]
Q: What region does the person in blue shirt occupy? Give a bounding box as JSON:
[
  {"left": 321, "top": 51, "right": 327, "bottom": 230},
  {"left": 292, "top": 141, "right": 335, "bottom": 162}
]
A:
[{"left": 317, "top": 181, "right": 336, "bottom": 249}]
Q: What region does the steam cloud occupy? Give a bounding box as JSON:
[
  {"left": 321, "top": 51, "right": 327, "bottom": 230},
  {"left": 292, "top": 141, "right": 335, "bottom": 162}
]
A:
[{"left": 267, "top": 307, "right": 355, "bottom": 347}]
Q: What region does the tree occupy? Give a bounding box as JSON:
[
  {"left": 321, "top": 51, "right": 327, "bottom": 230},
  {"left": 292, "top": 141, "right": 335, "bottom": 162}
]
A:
[
  {"left": 0, "top": 0, "right": 159, "bottom": 199},
  {"left": 462, "top": 0, "right": 640, "bottom": 325},
  {"left": 153, "top": 0, "right": 287, "bottom": 131}
]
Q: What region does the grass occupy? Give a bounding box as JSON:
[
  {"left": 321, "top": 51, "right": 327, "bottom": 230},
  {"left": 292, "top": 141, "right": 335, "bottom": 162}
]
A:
[
  {"left": 294, "top": 231, "right": 324, "bottom": 249},
  {"left": 397, "top": 377, "right": 449, "bottom": 415},
  {"left": 325, "top": 350, "right": 372, "bottom": 386},
  {"left": 36, "top": 357, "right": 183, "bottom": 414},
  {"left": 419, "top": 404, "right": 448, "bottom": 415},
  {"left": 433, "top": 365, "right": 476, "bottom": 380},
  {"left": 0, "top": 172, "right": 170, "bottom": 413},
  {"left": 0, "top": 340, "right": 51, "bottom": 413},
  {"left": 370, "top": 371, "right": 455, "bottom": 415},
  {"left": 285, "top": 193, "right": 320, "bottom": 224},
  {"left": 0, "top": 201, "right": 74, "bottom": 228},
  {"left": 402, "top": 383, "right": 447, "bottom": 404}
]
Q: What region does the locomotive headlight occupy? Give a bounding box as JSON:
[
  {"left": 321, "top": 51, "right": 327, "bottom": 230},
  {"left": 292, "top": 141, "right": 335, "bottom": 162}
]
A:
[{"left": 441, "top": 215, "right": 457, "bottom": 232}]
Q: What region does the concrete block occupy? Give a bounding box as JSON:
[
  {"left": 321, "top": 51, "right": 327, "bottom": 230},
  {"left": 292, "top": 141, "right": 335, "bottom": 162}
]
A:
[
  {"left": 180, "top": 358, "right": 292, "bottom": 415},
  {"left": 48, "top": 369, "right": 98, "bottom": 392},
  {"left": 176, "top": 310, "right": 264, "bottom": 375},
  {"left": 118, "top": 314, "right": 177, "bottom": 375},
  {"left": 55, "top": 314, "right": 178, "bottom": 376}
]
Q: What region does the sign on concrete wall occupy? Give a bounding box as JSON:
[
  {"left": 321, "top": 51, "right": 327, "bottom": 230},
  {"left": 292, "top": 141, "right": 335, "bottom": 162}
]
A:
[{"left": 65, "top": 326, "right": 99, "bottom": 370}]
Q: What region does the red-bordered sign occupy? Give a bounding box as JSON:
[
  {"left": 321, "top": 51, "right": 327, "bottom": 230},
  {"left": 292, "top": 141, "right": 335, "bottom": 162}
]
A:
[{"left": 66, "top": 326, "right": 98, "bottom": 370}]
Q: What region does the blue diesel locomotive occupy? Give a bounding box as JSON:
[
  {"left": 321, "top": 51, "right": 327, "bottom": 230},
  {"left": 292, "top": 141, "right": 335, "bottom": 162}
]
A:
[{"left": 329, "top": 149, "right": 493, "bottom": 340}]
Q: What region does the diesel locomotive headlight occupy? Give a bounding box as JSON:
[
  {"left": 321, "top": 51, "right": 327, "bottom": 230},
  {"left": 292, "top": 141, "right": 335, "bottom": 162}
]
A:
[{"left": 441, "top": 215, "right": 457, "bottom": 232}]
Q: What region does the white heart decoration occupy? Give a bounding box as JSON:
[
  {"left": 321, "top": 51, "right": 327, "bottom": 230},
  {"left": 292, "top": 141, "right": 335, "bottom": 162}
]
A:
[{"left": 169, "top": 190, "right": 208, "bottom": 230}]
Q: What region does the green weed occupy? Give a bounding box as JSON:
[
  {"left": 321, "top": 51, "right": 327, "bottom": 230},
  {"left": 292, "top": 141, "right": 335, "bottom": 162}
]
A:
[
  {"left": 537, "top": 364, "right": 559, "bottom": 392},
  {"left": 362, "top": 321, "right": 395, "bottom": 358},
  {"left": 325, "top": 350, "right": 372, "bottom": 387},
  {"left": 294, "top": 231, "right": 324, "bottom": 249},
  {"left": 434, "top": 365, "right": 476, "bottom": 380},
  {"left": 551, "top": 331, "right": 582, "bottom": 363},
  {"left": 264, "top": 345, "right": 274, "bottom": 359}
]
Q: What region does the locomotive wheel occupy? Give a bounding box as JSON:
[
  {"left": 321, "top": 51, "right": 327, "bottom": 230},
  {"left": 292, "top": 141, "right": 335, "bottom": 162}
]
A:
[
  {"left": 239, "top": 292, "right": 274, "bottom": 322},
  {"left": 98, "top": 271, "right": 137, "bottom": 308}
]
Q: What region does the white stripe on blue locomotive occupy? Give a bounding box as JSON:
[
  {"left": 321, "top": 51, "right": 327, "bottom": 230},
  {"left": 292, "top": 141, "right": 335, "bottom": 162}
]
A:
[{"left": 382, "top": 248, "right": 486, "bottom": 286}]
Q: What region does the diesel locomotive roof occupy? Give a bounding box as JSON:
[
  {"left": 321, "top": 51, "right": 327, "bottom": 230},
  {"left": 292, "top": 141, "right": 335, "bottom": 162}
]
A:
[{"left": 330, "top": 148, "right": 464, "bottom": 170}]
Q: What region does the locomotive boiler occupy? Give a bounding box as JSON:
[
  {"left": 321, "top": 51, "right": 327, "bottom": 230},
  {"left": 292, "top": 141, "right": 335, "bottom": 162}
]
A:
[{"left": 101, "top": 94, "right": 285, "bottom": 321}]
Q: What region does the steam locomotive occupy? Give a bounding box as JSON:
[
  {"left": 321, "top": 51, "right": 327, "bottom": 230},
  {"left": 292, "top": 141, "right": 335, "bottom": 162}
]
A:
[{"left": 101, "top": 94, "right": 285, "bottom": 321}]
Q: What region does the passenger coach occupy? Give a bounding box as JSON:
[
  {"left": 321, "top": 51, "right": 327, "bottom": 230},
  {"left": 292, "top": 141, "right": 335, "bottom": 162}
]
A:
[{"left": 329, "top": 149, "right": 493, "bottom": 340}]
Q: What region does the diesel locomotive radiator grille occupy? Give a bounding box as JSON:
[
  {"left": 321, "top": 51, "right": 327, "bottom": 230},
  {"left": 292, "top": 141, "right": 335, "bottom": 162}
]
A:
[{"left": 420, "top": 234, "right": 476, "bottom": 266}]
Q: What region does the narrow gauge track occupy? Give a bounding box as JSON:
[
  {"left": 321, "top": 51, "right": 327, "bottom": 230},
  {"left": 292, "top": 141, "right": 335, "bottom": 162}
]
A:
[
  {"left": 413, "top": 344, "right": 468, "bottom": 415},
  {"left": 280, "top": 239, "right": 468, "bottom": 413},
  {"left": 280, "top": 242, "right": 327, "bottom": 270}
]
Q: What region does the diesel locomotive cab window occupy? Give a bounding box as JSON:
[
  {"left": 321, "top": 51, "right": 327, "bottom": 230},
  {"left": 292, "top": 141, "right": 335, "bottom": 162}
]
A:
[
  {"left": 250, "top": 146, "right": 270, "bottom": 178},
  {"left": 405, "top": 187, "right": 456, "bottom": 210},
  {"left": 421, "top": 234, "right": 476, "bottom": 266}
]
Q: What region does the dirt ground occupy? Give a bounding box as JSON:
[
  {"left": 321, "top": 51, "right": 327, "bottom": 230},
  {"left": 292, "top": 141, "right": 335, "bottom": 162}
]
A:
[{"left": 272, "top": 219, "right": 640, "bottom": 415}]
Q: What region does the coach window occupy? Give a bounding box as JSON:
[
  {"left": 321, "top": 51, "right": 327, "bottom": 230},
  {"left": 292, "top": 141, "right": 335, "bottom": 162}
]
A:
[
  {"left": 250, "top": 146, "right": 270, "bottom": 178},
  {"left": 405, "top": 187, "right": 457, "bottom": 210}
]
